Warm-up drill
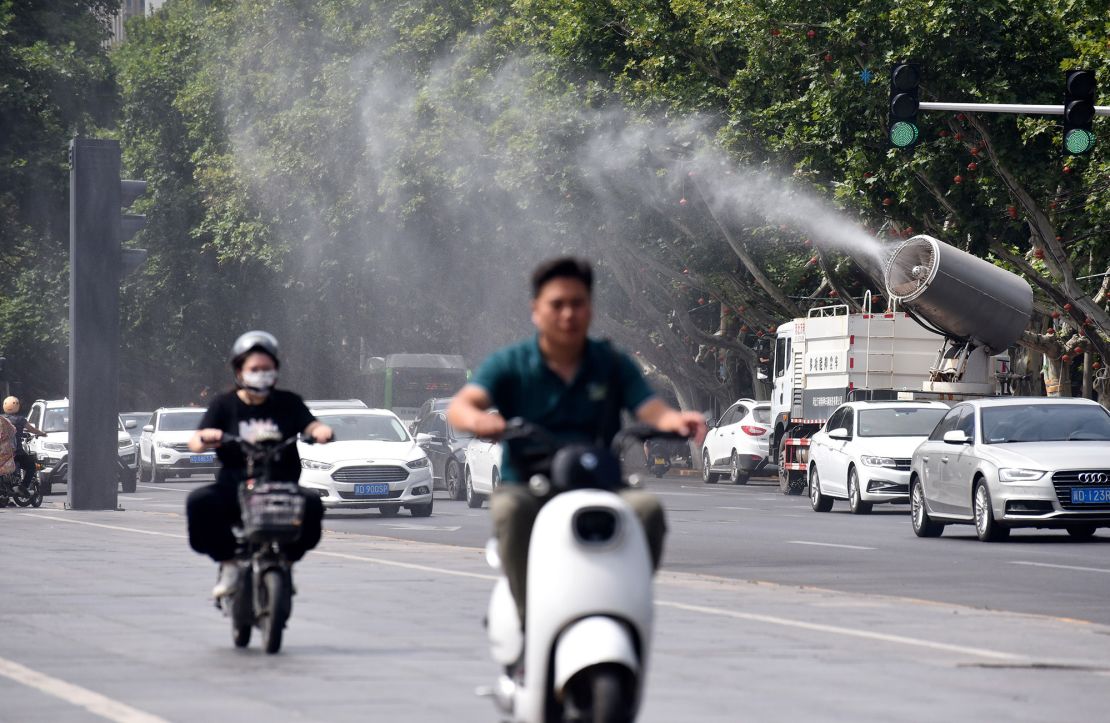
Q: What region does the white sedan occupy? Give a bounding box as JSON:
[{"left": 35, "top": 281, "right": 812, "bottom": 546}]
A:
[
  {"left": 808, "top": 401, "right": 949, "bottom": 514},
  {"left": 464, "top": 437, "right": 502, "bottom": 509},
  {"left": 297, "top": 408, "right": 434, "bottom": 517}
]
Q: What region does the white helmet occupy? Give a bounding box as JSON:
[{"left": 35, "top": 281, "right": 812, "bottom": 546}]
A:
[{"left": 230, "top": 330, "right": 280, "bottom": 369}]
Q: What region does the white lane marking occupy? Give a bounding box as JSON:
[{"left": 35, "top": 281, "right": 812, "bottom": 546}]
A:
[
  {"left": 20, "top": 514, "right": 185, "bottom": 539},
  {"left": 0, "top": 656, "right": 169, "bottom": 723},
  {"left": 9, "top": 512, "right": 1039, "bottom": 663},
  {"left": 1011, "top": 561, "right": 1110, "bottom": 575},
  {"left": 137, "top": 484, "right": 195, "bottom": 492},
  {"left": 788, "top": 540, "right": 877, "bottom": 551},
  {"left": 381, "top": 524, "right": 462, "bottom": 532},
  {"left": 656, "top": 601, "right": 1023, "bottom": 661},
  {"left": 313, "top": 550, "right": 496, "bottom": 581},
  {"left": 718, "top": 506, "right": 753, "bottom": 511}
]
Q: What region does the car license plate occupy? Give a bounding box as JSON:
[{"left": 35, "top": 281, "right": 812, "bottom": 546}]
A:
[
  {"left": 190, "top": 454, "right": 215, "bottom": 464},
  {"left": 654, "top": 457, "right": 667, "bottom": 465},
  {"left": 354, "top": 483, "right": 390, "bottom": 497},
  {"left": 1071, "top": 487, "right": 1110, "bottom": 504}
]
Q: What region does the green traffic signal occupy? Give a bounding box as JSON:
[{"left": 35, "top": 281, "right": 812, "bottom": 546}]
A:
[
  {"left": 890, "top": 121, "right": 920, "bottom": 148},
  {"left": 1065, "top": 128, "right": 1096, "bottom": 154}
]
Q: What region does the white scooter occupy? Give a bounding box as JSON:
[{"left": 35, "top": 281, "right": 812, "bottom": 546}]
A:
[{"left": 482, "top": 421, "right": 679, "bottom": 723}]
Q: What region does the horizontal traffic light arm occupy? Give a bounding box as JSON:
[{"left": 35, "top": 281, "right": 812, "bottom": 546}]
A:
[{"left": 919, "top": 101, "right": 1109, "bottom": 116}]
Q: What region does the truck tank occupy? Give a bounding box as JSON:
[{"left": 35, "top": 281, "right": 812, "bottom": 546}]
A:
[{"left": 884, "top": 235, "right": 1033, "bottom": 354}]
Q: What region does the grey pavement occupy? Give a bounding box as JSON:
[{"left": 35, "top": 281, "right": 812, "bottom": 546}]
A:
[{"left": 2, "top": 476, "right": 1109, "bottom": 721}]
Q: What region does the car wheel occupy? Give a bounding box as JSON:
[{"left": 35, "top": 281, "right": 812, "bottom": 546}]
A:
[
  {"left": 120, "top": 467, "right": 137, "bottom": 494},
  {"left": 152, "top": 461, "right": 165, "bottom": 484},
  {"left": 728, "top": 451, "right": 749, "bottom": 485},
  {"left": 702, "top": 450, "right": 719, "bottom": 484},
  {"left": 445, "top": 460, "right": 464, "bottom": 501},
  {"left": 410, "top": 500, "right": 433, "bottom": 517},
  {"left": 810, "top": 466, "right": 833, "bottom": 512},
  {"left": 848, "top": 468, "right": 872, "bottom": 515},
  {"left": 491, "top": 468, "right": 500, "bottom": 491},
  {"left": 973, "top": 480, "right": 1008, "bottom": 542},
  {"left": 911, "top": 478, "right": 944, "bottom": 538},
  {"left": 1066, "top": 524, "right": 1097, "bottom": 540},
  {"left": 465, "top": 468, "right": 483, "bottom": 509},
  {"left": 378, "top": 505, "right": 401, "bottom": 517}
]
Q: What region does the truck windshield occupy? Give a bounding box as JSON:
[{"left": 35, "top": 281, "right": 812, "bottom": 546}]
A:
[
  {"left": 857, "top": 408, "right": 947, "bottom": 437},
  {"left": 982, "top": 404, "right": 1110, "bottom": 444}
]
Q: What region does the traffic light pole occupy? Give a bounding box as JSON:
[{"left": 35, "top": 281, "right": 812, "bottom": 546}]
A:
[
  {"left": 919, "top": 101, "right": 1110, "bottom": 116},
  {"left": 69, "top": 139, "right": 123, "bottom": 510}
]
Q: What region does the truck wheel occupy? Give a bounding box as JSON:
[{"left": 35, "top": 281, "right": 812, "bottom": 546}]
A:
[{"left": 777, "top": 437, "right": 804, "bottom": 495}]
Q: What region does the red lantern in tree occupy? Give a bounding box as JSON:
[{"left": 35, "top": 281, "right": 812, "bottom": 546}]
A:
[
  {"left": 1064, "top": 303, "right": 1073, "bottom": 312},
  {"left": 969, "top": 147, "right": 980, "bottom": 156},
  {"left": 1075, "top": 346, "right": 1085, "bottom": 355},
  {"left": 806, "top": 29, "right": 816, "bottom": 39},
  {"left": 967, "top": 162, "right": 978, "bottom": 171},
  {"left": 938, "top": 130, "right": 950, "bottom": 137},
  {"left": 1061, "top": 354, "right": 1071, "bottom": 363},
  {"left": 1094, "top": 362, "right": 1103, "bottom": 371},
  {"left": 679, "top": 197, "right": 688, "bottom": 206},
  {"left": 882, "top": 197, "right": 893, "bottom": 206},
  {"left": 1063, "top": 165, "right": 1073, "bottom": 174},
  {"left": 698, "top": 298, "right": 705, "bottom": 305},
  {"left": 756, "top": 330, "right": 764, "bottom": 337},
  {"left": 1007, "top": 206, "right": 1018, "bottom": 219},
  {"left": 741, "top": 325, "right": 750, "bottom": 333},
  {"left": 1049, "top": 200, "right": 1057, "bottom": 210},
  {"left": 1051, "top": 310, "right": 1061, "bottom": 319},
  {"left": 823, "top": 53, "right": 833, "bottom": 62},
  {"left": 829, "top": 290, "right": 839, "bottom": 297},
  {"left": 1033, "top": 248, "right": 1045, "bottom": 260},
  {"left": 953, "top": 175, "right": 964, "bottom": 184},
  {"left": 954, "top": 133, "right": 963, "bottom": 141},
  {"left": 770, "top": 28, "right": 781, "bottom": 36}
]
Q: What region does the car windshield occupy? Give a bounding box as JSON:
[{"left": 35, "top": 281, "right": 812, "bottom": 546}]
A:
[
  {"left": 43, "top": 408, "right": 70, "bottom": 433},
  {"left": 857, "top": 408, "right": 947, "bottom": 437},
  {"left": 982, "top": 404, "right": 1110, "bottom": 444},
  {"left": 752, "top": 406, "right": 771, "bottom": 424},
  {"left": 318, "top": 414, "right": 410, "bottom": 442},
  {"left": 159, "top": 411, "right": 203, "bottom": 432}
]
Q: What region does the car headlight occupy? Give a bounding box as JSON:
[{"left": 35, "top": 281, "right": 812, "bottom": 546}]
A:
[
  {"left": 42, "top": 441, "right": 67, "bottom": 453},
  {"left": 300, "top": 459, "right": 333, "bottom": 471},
  {"left": 406, "top": 456, "right": 430, "bottom": 469},
  {"left": 860, "top": 456, "right": 898, "bottom": 468},
  {"left": 998, "top": 468, "right": 1046, "bottom": 482}
]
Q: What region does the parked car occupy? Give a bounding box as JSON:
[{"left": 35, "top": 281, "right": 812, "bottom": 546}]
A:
[
  {"left": 25, "top": 399, "right": 138, "bottom": 495},
  {"left": 808, "top": 401, "right": 949, "bottom": 514},
  {"left": 702, "top": 399, "right": 772, "bottom": 484},
  {"left": 909, "top": 397, "right": 1110, "bottom": 541},
  {"left": 121, "top": 412, "right": 151, "bottom": 444},
  {"left": 296, "top": 407, "right": 433, "bottom": 516},
  {"left": 139, "top": 407, "right": 215, "bottom": 483},
  {"left": 412, "top": 408, "right": 472, "bottom": 499},
  {"left": 464, "top": 427, "right": 503, "bottom": 509}
]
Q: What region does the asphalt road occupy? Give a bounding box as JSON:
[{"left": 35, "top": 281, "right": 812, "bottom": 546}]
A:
[{"left": 3, "top": 472, "right": 1109, "bottom": 721}]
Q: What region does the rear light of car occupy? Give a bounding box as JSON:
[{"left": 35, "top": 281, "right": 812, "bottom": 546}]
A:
[{"left": 741, "top": 426, "right": 767, "bottom": 436}]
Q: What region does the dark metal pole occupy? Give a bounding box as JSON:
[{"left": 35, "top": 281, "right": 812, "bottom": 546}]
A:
[{"left": 68, "top": 138, "right": 122, "bottom": 510}]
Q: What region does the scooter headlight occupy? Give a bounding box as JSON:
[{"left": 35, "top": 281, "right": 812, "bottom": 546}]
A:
[{"left": 573, "top": 508, "right": 620, "bottom": 545}]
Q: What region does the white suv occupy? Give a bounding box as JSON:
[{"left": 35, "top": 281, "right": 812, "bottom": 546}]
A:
[
  {"left": 702, "top": 399, "right": 772, "bottom": 484},
  {"left": 25, "top": 399, "right": 139, "bottom": 495},
  {"left": 139, "top": 407, "right": 214, "bottom": 483}
]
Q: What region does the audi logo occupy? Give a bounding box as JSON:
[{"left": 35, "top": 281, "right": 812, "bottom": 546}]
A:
[{"left": 1078, "top": 472, "right": 1109, "bottom": 484}]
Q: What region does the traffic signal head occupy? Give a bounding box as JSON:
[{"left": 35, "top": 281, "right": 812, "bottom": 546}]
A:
[
  {"left": 1063, "top": 69, "right": 1096, "bottom": 155},
  {"left": 889, "top": 63, "right": 921, "bottom": 150}
]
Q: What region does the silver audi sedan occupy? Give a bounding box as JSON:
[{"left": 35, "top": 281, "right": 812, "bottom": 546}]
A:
[{"left": 909, "top": 397, "right": 1110, "bottom": 541}]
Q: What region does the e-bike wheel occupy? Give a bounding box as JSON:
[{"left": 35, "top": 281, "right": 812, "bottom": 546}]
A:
[
  {"left": 567, "top": 664, "right": 632, "bottom": 723},
  {"left": 260, "top": 569, "right": 291, "bottom": 654},
  {"left": 28, "top": 478, "right": 43, "bottom": 508},
  {"left": 231, "top": 566, "right": 253, "bottom": 648}
]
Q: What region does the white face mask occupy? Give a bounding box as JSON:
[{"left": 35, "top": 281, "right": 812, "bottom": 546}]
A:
[{"left": 240, "top": 370, "right": 277, "bottom": 396}]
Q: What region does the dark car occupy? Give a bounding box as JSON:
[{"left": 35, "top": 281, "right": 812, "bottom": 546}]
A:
[
  {"left": 412, "top": 409, "right": 473, "bottom": 500},
  {"left": 409, "top": 397, "right": 451, "bottom": 434}
]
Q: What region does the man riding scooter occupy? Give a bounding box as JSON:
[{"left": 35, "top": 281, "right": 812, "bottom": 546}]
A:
[
  {"left": 3, "top": 397, "right": 46, "bottom": 495},
  {"left": 448, "top": 257, "right": 706, "bottom": 628}
]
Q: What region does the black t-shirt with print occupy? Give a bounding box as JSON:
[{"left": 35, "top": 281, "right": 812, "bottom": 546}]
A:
[{"left": 199, "top": 389, "right": 315, "bottom": 487}]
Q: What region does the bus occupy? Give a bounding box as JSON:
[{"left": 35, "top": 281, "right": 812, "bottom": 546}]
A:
[{"left": 363, "top": 353, "right": 469, "bottom": 424}]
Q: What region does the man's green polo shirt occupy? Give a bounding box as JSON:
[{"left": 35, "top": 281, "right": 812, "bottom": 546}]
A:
[{"left": 470, "top": 336, "right": 656, "bottom": 483}]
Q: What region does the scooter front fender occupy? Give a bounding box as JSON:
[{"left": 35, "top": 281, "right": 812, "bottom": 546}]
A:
[{"left": 553, "top": 616, "right": 639, "bottom": 695}]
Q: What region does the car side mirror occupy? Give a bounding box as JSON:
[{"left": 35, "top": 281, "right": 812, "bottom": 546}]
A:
[
  {"left": 943, "top": 430, "right": 970, "bottom": 445},
  {"left": 705, "top": 418, "right": 716, "bottom": 429},
  {"left": 124, "top": 419, "right": 137, "bottom": 429},
  {"left": 828, "top": 427, "right": 850, "bottom": 440},
  {"left": 142, "top": 424, "right": 154, "bottom": 433}
]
